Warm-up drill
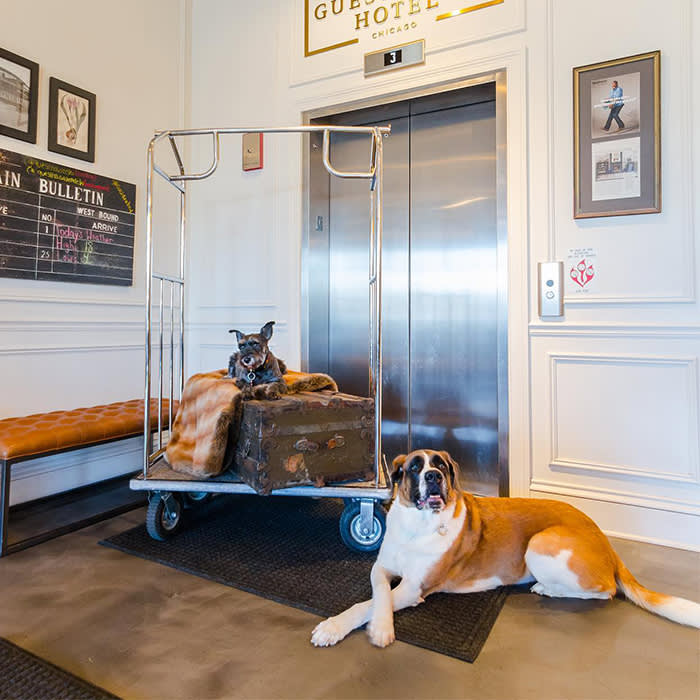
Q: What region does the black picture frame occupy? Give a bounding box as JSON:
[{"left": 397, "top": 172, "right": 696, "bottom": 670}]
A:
[
  {"left": 573, "top": 50, "right": 661, "bottom": 219},
  {"left": 48, "top": 77, "right": 96, "bottom": 162},
  {"left": 0, "top": 47, "right": 39, "bottom": 143}
]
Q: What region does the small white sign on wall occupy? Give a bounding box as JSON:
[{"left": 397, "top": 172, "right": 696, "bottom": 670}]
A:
[{"left": 566, "top": 247, "right": 597, "bottom": 294}]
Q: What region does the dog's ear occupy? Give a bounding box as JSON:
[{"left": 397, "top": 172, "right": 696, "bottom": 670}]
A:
[
  {"left": 228, "top": 329, "right": 244, "bottom": 344},
  {"left": 439, "top": 451, "right": 461, "bottom": 489},
  {"left": 390, "top": 454, "right": 407, "bottom": 485},
  {"left": 260, "top": 321, "right": 275, "bottom": 341}
]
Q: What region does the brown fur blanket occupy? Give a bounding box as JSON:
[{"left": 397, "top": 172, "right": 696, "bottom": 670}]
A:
[{"left": 164, "top": 369, "right": 338, "bottom": 478}]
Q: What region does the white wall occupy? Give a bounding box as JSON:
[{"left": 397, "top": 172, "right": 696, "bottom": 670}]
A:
[
  {"left": 185, "top": 0, "right": 700, "bottom": 549},
  {"left": 1, "top": 0, "right": 188, "bottom": 502}
]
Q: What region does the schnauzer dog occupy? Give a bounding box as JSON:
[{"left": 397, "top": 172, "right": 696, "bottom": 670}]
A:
[{"left": 227, "top": 321, "right": 288, "bottom": 399}]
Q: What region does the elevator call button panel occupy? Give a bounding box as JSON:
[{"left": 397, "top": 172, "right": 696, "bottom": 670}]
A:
[{"left": 538, "top": 261, "right": 564, "bottom": 318}]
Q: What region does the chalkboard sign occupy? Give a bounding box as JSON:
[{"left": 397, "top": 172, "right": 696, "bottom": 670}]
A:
[{"left": 0, "top": 148, "right": 135, "bottom": 285}]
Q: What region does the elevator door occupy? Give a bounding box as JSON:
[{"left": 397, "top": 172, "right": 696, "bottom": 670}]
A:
[{"left": 308, "top": 83, "right": 504, "bottom": 496}]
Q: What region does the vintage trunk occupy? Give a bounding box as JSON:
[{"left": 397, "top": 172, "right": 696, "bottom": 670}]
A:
[{"left": 228, "top": 390, "right": 375, "bottom": 495}]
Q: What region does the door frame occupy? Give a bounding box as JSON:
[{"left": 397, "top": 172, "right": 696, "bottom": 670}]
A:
[{"left": 301, "top": 71, "right": 510, "bottom": 495}]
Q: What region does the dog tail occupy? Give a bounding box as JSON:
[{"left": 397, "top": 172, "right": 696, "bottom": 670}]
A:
[{"left": 615, "top": 553, "right": 700, "bottom": 628}]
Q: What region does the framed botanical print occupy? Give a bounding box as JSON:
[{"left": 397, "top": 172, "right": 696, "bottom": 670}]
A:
[
  {"left": 573, "top": 50, "right": 660, "bottom": 218},
  {"left": 48, "top": 77, "right": 96, "bottom": 162},
  {"left": 0, "top": 47, "right": 39, "bottom": 143}
]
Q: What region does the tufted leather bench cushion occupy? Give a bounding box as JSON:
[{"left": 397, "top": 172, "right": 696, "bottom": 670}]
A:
[{"left": 0, "top": 399, "right": 177, "bottom": 462}]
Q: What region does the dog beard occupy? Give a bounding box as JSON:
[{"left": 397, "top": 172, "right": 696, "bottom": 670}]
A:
[{"left": 239, "top": 351, "right": 266, "bottom": 371}]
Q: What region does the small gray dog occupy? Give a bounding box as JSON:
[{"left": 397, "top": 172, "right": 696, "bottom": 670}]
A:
[{"left": 227, "top": 321, "right": 287, "bottom": 399}]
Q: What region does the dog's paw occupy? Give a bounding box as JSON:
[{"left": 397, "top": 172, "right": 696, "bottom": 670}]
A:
[
  {"left": 238, "top": 385, "right": 253, "bottom": 399},
  {"left": 250, "top": 385, "right": 267, "bottom": 399},
  {"left": 311, "top": 617, "right": 347, "bottom": 647},
  {"left": 366, "top": 617, "right": 395, "bottom": 648},
  {"left": 263, "top": 384, "right": 282, "bottom": 400},
  {"left": 251, "top": 384, "right": 277, "bottom": 400}
]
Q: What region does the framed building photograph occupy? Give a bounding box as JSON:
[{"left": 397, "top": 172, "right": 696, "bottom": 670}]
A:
[
  {"left": 573, "top": 50, "right": 660, "bottom": 218},
  {"left": 48, "top": 77, "right": 96, "bottom": 162},
  {"left": 0, "top": 47, "right": 39, "bottom": 143}
]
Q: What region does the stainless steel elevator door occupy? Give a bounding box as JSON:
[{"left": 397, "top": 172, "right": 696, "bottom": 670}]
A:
[
  {"left": 409, "top": 101, "right": 498, "bottom": 495},
  {"left": 326, "top": 117, "right": 410, "bottom": 461},
  {"left": 308, "top": 84, "right": 502, "bottom": 495}
]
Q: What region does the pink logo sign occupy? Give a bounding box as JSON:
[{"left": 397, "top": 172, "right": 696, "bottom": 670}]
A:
[{"left": 570, "top": 259, "right": 595, "bottom": 287}]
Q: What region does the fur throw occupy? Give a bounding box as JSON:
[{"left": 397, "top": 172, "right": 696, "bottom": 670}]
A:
[{"left": 164, "top": 369, "right": 338, "bottom": 478}]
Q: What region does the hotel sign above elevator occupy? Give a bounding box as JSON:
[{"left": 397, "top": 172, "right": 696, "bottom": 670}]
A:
[
  {"left": 294, "top": 0, "right": 523, "bottom": 84},
  {"left": 304, "top": 0, "right": 504, "bottom": 57}
]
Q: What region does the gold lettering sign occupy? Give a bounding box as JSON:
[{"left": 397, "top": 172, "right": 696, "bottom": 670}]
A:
[{"left": 304, "top": 0, "right": 504, "bottom": 57}]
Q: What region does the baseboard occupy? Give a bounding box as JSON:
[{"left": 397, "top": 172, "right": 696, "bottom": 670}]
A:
[{"left": 529, "top": 488, "right": 700, "bottom": 552}]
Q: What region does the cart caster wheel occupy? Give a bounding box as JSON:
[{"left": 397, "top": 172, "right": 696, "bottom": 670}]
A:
[
  {"left": 339, "top": 501, "right": 386, "bottom": 553},
  {"left": 183, "top": 491, "right": 211, "bottom": 508},
  {"left": 146, "top": 493, "right": 183, "bottom": 541}
]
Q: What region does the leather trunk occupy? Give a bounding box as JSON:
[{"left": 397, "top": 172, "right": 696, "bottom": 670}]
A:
[{"left": 228, "top": 390, "right": 375, "bottom": 495}]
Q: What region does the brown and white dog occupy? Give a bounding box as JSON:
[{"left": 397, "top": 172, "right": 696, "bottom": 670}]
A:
[{"left": 311, "top": 449, "right": 700, "bottom": 648}]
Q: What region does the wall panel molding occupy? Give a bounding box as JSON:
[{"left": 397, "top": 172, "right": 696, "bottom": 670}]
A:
[
  {"left": 294, "top": 47, "right": 525, "bottom": 117},
  {"left": 0, "top": 321, "right": 143, "bottom": 332},
  {"left": 530, "top": 323, "right": 700, "bottom": 338},
  {"left": 565, "top": 294, "right": 697, "bottom": 306},
  {"left": 547, "top": 351, "right": 700, "bottom": 489},
  {"left": 549, "top": 457, "right": 699, "bottom": 485},
  {"left": 0, "top": 344, "right": 142, "bottom": 356},
  {"left": 0, "top": 294, "right": 143, "bottom": 307},
  {"left": 190, "top": 321, "right": 288, "bottom": 331},
  {"left": 531, "top": 478, "right": 700, "bottom": 517},
  {"left": 198, "top": 303, "right": 276, "bottom": 310}
]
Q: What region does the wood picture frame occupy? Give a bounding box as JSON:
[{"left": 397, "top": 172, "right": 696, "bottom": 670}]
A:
[
  {"left": 0, "top": 47, "right": 39, "bottom": 144},
  {"left": 573, "top": 50, "right": 660, "bottom": 219},
  {"left": 48, "top": 77, "right": 96, "bottom": 162}
]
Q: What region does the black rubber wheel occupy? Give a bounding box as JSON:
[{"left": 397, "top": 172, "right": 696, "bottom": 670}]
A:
[
  {"left": 339, "top": 501, "right": 386, "bottom": 553},
  {"left": 146, "top": 493, "right": 183, "bottom": 541},
  {"left": 183, "top": 491, "right": 212, "bottom": 508}
]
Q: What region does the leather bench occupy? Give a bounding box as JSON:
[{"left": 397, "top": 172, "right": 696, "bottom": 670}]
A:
[{"left": 0, "top": 399, "right": 175, "bottom": 556}]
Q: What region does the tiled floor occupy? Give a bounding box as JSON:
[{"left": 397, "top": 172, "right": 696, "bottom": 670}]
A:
[{"left": 0, "top": 507, "right": 698, "bottom": 700}]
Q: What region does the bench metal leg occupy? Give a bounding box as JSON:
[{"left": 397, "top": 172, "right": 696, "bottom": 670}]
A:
[{"left": 0, "top": 459, "right": 10, "bottom": 558}]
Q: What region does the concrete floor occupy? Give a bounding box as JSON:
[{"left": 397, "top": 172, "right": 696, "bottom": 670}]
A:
[{"left": 0, "top": 507, "right": 698, "bottom": 700}]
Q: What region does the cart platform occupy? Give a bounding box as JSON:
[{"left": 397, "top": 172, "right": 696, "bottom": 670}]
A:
[{"left": 130, "top": 459, "right": 392, "bottom": 501}]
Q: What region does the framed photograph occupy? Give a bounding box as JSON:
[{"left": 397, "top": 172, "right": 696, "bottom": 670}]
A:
[
  {"left": 48, "top": 77, "right": 96, "bottom": 162},
  {"left": 0, "top": 47, "right": 39, "bottom": 143},
  {"left": 573, "top": 50, "right": 660, "bottom": 218}
]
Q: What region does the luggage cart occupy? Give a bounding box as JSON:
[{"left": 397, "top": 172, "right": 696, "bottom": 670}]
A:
[{"left": 130, "top": 124, "right": 393, "bottom": 551}]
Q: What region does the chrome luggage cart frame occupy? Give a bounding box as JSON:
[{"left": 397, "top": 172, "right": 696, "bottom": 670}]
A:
[{"left": 130, "top": 124, "right": 393, "bottom": 551}]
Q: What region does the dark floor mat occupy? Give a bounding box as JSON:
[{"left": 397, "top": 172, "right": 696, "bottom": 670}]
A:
[
  {"left": 0, "top": 637, "right": 119, "bottom": 700},
  {"left": 100, "top": 495, "right": 509, "bottom": 662}
]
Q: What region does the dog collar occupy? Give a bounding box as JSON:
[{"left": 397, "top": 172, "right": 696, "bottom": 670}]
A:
[{"left": 246, "top": 371, "right": 256, "bottom": 384}]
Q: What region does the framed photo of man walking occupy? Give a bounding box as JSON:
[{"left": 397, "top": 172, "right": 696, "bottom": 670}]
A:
[{"left": 573, "top": 50, "right": 660, "bottom": 218}]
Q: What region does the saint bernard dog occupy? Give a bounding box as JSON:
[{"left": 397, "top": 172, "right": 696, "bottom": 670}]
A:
[{"left": 312, "top": 449, "right": 700, "bottom": 648}]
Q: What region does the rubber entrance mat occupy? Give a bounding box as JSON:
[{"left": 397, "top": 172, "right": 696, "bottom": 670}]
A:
[
  {"left": 0, "top": 637, "right": 118, "bottom": 700},
  {"left": 101, "top": 495, "right": 509, "bottom": 662}
]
